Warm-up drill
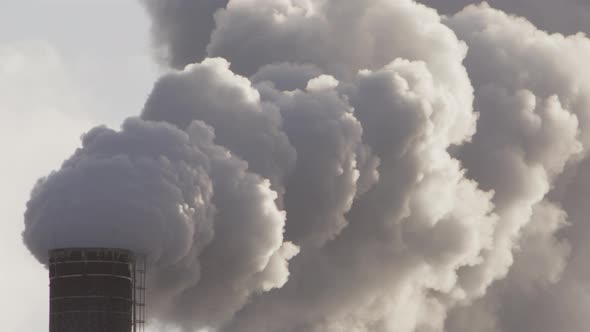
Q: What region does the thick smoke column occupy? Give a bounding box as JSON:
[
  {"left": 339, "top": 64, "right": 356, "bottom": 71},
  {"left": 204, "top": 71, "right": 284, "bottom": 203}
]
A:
[{"left": 23, "top": 0, "right": 590, "bottom": 331}]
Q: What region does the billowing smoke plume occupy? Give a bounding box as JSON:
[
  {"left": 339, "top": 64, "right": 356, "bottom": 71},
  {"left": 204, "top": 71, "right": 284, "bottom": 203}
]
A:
[
  {"left": 23, "top": 0, "right": 590, "bottom": 331},
  {"left": 419, "top": 0, "right": 590, "bottom": 36}
]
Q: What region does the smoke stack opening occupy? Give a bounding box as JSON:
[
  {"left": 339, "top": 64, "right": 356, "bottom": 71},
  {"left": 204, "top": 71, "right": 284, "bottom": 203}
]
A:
[{"left": 48, "top": 248, "right": 146, "bottom": 332}]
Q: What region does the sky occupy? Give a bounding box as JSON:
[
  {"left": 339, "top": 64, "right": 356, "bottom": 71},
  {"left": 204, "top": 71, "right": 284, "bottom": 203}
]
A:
[
  {"left": 0, "top": 1, "right": 157, "bottom": 330},
  {"left": 5, "top": 1, "right": 590, "bottom": 332}
]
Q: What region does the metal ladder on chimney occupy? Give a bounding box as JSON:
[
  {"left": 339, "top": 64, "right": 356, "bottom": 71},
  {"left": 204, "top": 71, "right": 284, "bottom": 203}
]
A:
[{"left": 132, "top": 254, "right": 146, "bottom": 332}]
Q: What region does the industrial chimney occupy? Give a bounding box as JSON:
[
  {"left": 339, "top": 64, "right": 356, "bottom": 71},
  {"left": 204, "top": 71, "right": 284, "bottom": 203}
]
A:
[{"left": 48, "top": 248, "right": 146, "bottom": 332}]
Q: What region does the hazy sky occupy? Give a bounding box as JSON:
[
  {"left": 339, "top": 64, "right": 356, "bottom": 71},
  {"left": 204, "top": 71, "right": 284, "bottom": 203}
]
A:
[{"left": 0, "top": 1, "right": 157, "bottom": 330}]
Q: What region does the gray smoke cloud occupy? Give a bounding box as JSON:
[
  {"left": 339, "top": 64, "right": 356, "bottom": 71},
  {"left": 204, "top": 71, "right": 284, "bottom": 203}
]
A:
[{"left": 22, "top": 0, "right": 590, "bottom": 331}]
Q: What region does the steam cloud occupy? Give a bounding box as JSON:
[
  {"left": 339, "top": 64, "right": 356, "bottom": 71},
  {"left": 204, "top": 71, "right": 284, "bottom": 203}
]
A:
[{"left": 22, "top": 0, "right": 590, "bottom": 331}]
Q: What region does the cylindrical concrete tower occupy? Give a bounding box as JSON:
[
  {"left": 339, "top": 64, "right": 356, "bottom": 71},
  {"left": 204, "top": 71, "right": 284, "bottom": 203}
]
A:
[{"left": 49, "top": 248, "right": 136, "bottom": 332}]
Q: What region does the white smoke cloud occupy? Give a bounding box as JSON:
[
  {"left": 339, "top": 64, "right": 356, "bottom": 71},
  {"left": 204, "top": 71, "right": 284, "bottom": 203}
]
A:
[
  {"left": 22, "top": 0, "right": 590, "bottom": 331},
  {"left": 24, "top": 117, "right": 296, "bottom": 330},
  {"left": 418, "top": 0, "right": 590, "bottom": 35},
  {"left": 142, "top": 57, "right": 297, "bottom": 202},
  {"left": 442, "top": 4, "right": 590, "bottom": 332}
]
